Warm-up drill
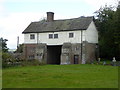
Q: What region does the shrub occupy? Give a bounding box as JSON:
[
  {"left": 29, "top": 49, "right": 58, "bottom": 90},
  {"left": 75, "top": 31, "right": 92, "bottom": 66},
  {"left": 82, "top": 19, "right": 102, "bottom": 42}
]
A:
[
  {"left": 2, "top": 52, "right": 14, "bottom": 68},
  {"left": 21, "top": 59, "right": 46, "bottom": 66}
]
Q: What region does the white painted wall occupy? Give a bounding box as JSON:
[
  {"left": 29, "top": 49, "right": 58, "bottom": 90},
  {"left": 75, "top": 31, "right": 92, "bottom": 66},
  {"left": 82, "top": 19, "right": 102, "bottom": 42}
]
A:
[
  {"left": 85, "top": 21, "right": 98, "bottom": 43},
  {"left": 24, "top": 31, "right": 85, "bottom": 45},
  {"left": 24, "top": 22, "right": 98, "bottom": 45},
  {"left": 39, "top": 31, "right": 83, "bottom": 45},
  {"left": 24, "top": 33, "right": 38, "bottom": 44}
]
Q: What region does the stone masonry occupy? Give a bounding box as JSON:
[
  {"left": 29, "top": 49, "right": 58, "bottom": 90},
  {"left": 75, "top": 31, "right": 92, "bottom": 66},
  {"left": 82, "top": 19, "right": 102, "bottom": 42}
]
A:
[{"left": 23, "top": 41, "right": 98, "bottom": 64}]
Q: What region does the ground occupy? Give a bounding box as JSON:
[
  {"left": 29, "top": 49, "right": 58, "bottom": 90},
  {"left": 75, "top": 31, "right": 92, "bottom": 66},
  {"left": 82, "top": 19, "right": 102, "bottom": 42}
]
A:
[{"left": 2, "top": 64, "right": 118, "bottom": 88}]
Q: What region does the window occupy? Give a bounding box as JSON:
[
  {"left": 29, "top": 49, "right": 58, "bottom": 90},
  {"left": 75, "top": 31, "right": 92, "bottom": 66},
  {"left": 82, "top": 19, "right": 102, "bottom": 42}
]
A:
[
  {"left": 30, "top": 34, "right": 35, "bottom": 39},
  {"left": 49, "top": 34, "right": 53, "bottom": 39},
  {"left": 49, "top": 34, "right": 58, "bottom": 39},
  {"left": 54, "top": 34, "right": 58, "bottom": 38},
  {"left": 29, "top": 55, "right": 35, "bottom": 59},
  {"left": 30, "top": 47, "right": 35, "bottom": 53},
  {"left": 75, "top": 47, "right": 79, "bottom": 51},
  {"left": 69, "top": 33, "right": 74, "bottom": 38}
]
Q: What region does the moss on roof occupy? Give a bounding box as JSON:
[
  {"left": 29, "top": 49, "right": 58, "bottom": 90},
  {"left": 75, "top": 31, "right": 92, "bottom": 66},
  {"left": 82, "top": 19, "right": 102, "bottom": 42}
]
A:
[{"left": 22, "top": 17, "right": 93, "bottom": 33}]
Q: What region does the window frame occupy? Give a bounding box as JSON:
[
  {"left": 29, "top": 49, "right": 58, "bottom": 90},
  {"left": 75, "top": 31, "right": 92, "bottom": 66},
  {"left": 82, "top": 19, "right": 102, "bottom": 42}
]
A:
[
  {"left": 69, "top": 33, "right": 74, "bottom": 38},
  {"left": 54, "top": 34, "right": 58, "bottom": 39},
  {"left": 49, "top": 34, "right": 53, "bottom": 39},
  {"left": 30, "top": 34, "right": 35, "bottom": 39}
]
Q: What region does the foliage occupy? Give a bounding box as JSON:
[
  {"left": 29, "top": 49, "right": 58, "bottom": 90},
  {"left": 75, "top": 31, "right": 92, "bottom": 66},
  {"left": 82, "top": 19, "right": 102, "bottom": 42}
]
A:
[
  {"left": 2, "top": 52, "right": 14, "bottom": 68},
  {"left": 2, "top": 64, "right": 118, "bottom": 88},
  {"left": 113, "top": 4, "right": 120, "bottom": 60},
  {"left": 0, "top": 38, "right": 9, "bottom": 53},
  {"left": 114, "top": 5, "right": 120, "bottom": 45},
  {"left": 0, "top": 38, "right": 11, "bottom": 68},
  {"left": 2, "top": 52, "right": 12, "bottom": 60},
  {"left": 2, "top": 58, "right": 46, "bottom": 68},
  {"left": 94, "top": 3, "right": 120, "bottom": 60},
  {"left": 21, "top": 59, "right": 46, "bottom": 66},
  {"left": 39, "top": 17, "right": 47, "bottom": 22},
  {"left": 15, "top": 44, "right": 23, "bottom": 53}
]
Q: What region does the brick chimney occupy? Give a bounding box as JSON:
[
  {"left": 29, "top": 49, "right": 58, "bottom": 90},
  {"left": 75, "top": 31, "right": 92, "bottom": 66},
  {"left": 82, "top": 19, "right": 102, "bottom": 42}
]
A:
[{"left": 47, "top": 12, "right": 54, "bottom": 22}]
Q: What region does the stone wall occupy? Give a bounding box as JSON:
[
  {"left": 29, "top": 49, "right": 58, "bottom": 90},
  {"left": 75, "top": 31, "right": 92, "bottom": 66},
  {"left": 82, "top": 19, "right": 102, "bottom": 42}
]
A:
[
  {"left": 23, "top": 43, "right": 47, "bottom": 63},
  {"left": 71, "top": 43, "right": 82, "bottom": 64},
  {"left": 35, "top": 44, "right": 47, "bottom": 63},
  {"left": 23, "top": 42, "right": 98, "bottom": 64},
  {"left": 61, "top": 43, "right": 72, "bottom": 64},
  {"left": 61, "top": 42, "right": 98, "bottom": 64},
  {"left": 84, "top": 41, "right": 97, "bottom": 63},
  {"left": 61, "top": 43, "right": 82, "bottom": 64}
]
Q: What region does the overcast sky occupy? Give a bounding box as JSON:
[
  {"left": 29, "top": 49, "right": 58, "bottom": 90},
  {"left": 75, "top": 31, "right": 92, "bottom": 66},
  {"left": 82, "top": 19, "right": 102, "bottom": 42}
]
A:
[{"left": 0, "top": 0, "right": 118, "bottom": 49}]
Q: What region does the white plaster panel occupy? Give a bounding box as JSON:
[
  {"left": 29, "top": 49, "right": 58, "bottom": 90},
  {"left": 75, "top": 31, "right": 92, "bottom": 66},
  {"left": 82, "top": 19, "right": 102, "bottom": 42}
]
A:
[
  {"left": 85, "top": 21, "right": 98, "bottom": 43},
  {"left": 39, "top": 31, "right": 82, "bottom": 45},
  {"left": 24, "top": 23, "right": 98, "bottom": 45},
  {"left": 24, "top": 33, "right": 37, "bottom": 44},
  {"left": 24, "top": 31, "right": 83, "bottom": 45}
]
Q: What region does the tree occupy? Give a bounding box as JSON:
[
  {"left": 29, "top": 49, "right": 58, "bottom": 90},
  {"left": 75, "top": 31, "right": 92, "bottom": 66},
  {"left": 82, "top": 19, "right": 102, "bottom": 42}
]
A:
[
  {"left": 0, "top": 38, "right": 11, "bottom": 68},
  {"left": 114, "top": 2, "right": 120, "bottom": 44},
  {"left": 94, "top": 3, "right": 120, "bottom": 60},
  {"left": 113, "top": 2, "right": 120, "bottom": 60},
  {"left": 15, "top": 44, "right": 23, "bottom": 53},
  {"left": 0, "top": 38, "right": 9, "bottom": 53},
  {"left": 94, "top": 5, "right": 116, "bottom": 59}
]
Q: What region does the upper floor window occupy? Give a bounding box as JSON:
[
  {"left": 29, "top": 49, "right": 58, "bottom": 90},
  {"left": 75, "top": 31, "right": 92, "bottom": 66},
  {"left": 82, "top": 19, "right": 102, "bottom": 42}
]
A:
[
  {"left": 69, "top": 33, "right": 74, "bottom": 38},
  {"left": 30, "top": 34, "right": 35, "bottom": 39},
  {"left": 49, "top": 34, "right": 58, "bottom": 39},
  {"left": 54, "top": 34, "right": 58, "bottom": 38},
  {"left": 49, "top": 34, "right": 53, "bottom": 39}
]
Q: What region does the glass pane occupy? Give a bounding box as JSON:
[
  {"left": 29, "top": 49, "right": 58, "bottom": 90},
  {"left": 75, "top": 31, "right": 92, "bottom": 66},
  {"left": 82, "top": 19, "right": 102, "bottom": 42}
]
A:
[
  {"left": 49, "top": 34, "right": 53, "bottom": 39},
  {"left": 30, "top": 34, "right": 35, "bottom": 39},
  {"left": 54, "top": 34, "right": 58, "bottom": 38},
  {"left": 69, "top": 33, "right": 74, "bottom": 38}
]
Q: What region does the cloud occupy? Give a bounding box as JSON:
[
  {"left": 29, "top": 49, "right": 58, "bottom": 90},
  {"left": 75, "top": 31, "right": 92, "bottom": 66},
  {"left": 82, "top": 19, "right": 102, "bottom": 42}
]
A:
[
  {"left": 1, "top": 0, "right": 118, "bottom": 49},
  {"left": 0, "top": 0, "right": 5, "bottom": 13},
  {"left": 0, "top": 11, "right": 74, "bottom": 49},
  {"left": 84, "top": 0, "right": 118, "bottom": 9},
  {"left": 0, "top": 12, "right": 46, "bottom": 49},
  {"left": 3, "top": 0, "right": 82, "bottom": 3}
]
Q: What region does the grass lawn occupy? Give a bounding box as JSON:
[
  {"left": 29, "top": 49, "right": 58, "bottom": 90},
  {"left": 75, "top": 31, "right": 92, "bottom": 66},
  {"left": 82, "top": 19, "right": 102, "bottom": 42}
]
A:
[{"left": 2, "top": 64, "right": 118, "bottom": 88}]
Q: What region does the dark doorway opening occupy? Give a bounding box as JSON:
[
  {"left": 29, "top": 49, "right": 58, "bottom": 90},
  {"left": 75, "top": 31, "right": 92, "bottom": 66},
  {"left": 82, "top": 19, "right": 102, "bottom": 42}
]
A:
[
  {"left": 47, "top": 45, "right": 62, "bottom": 64},
  {"left": 74, "top": 55, "right": 79, "bottom": 64}
]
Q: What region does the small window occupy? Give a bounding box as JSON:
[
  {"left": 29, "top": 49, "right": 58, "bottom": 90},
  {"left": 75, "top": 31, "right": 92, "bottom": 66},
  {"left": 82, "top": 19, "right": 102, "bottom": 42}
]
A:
[
  {"left": 54, "top": 34, "right": 58, "bottom": 38},
  {"left": 69, "top": 33, "right": 74, "bottom": 38},
  {"left": 30, "top": 34, "right": 35, "bottom": 39},
  {"left": 29, "top": 55, "right": 35, "bottom": 59},
  {"left": 75, "top": 47, "right": 79, "bottom": 51},
  {"left": 49, "top": 34, "right": 53, "bottom": 39}
]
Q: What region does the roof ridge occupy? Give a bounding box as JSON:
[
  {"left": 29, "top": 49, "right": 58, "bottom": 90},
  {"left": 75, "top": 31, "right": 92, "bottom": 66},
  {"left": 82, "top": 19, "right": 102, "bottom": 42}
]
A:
[
  {"left": 31, "top": 16, "right": 93, "bottom": 23},
  {"left": 52, "top": 16, "right": 93, "bottom": 21},
  {"left": 22, "top": 16, "right": 93, "bottom": 34}
]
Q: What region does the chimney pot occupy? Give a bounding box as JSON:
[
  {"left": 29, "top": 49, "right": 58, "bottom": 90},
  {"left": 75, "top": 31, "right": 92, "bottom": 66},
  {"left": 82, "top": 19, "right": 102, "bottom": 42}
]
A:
[{"left": 47, "top": 12, "right": 54, "bottom": 22}]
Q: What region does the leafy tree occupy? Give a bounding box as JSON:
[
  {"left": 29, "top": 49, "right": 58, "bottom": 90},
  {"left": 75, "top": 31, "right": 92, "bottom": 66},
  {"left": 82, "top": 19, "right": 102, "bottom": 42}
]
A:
[
  {"left": 15, "top": 44, "right": 23, "bottom": 53},
  {"left": 0, "top": 38, "right": 9, "bottom": 53},
  {"left": 114, "top": 3, "right": 120, "bottom": 44},
  {"left": 113, "top": 2, "right": 120, "bottom": 60},
  {"left": 94, "top": 5, "right": 116, "bottom": 59}
]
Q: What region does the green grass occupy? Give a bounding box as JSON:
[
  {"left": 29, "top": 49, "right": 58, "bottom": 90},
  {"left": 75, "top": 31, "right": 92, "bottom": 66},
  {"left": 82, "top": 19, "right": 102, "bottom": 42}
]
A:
[{"left": 2, "top": 64, "right": 118, "bottom": 88}]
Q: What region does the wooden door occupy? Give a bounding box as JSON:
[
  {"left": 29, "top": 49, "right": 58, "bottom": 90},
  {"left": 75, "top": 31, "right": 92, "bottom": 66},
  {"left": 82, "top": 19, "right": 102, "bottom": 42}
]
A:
[{"left": 74, "top": 55, "right": 79, "bottom": 64}]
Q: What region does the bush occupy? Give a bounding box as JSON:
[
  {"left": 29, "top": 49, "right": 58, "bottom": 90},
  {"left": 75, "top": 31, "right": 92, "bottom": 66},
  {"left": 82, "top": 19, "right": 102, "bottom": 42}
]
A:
[
  {"left": 21, "top": 59, "right": 46, "bottom": 66},
  {"left": 2, "top": 52, "right": 46, "bottom": 68},
  {"left": 2, "top": 52, "right": 14, "bottom": 68}
]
